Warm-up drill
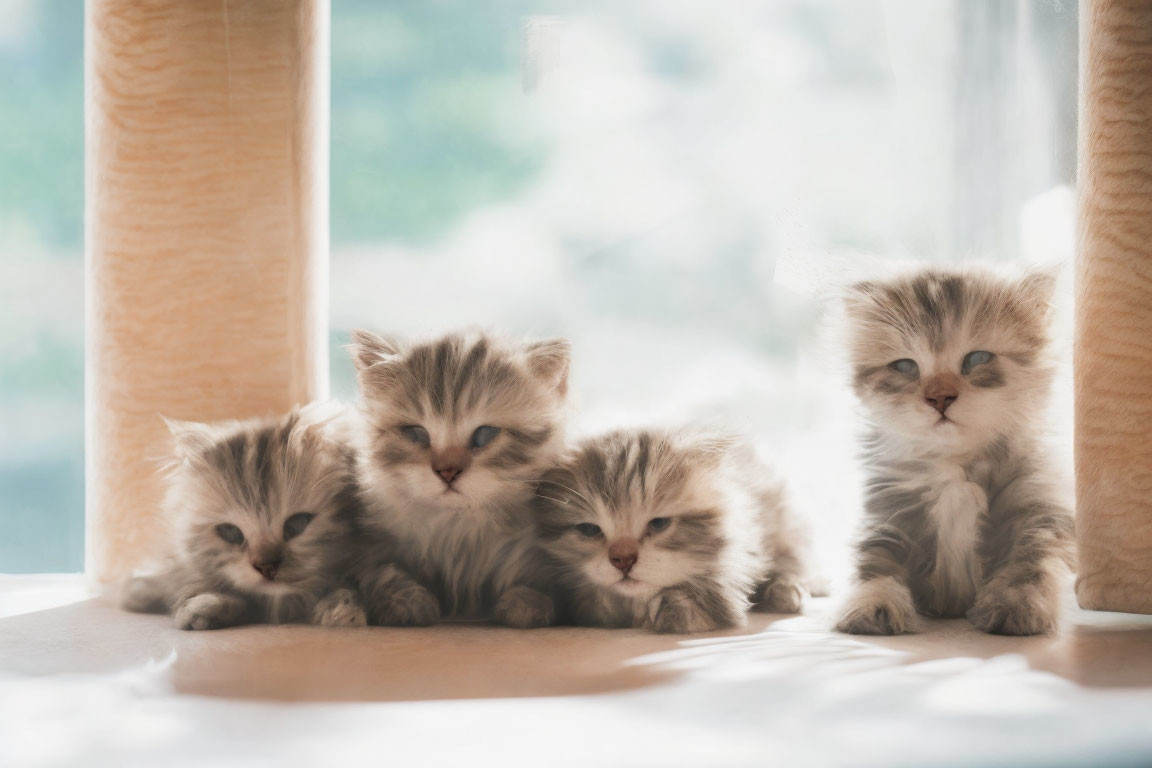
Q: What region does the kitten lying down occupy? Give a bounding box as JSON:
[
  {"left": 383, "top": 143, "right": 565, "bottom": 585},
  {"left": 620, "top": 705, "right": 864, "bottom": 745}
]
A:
[
  {"left": 121, "top": 405, "right": 368, "bottom": 630},
  {"left": 534, "top": 429, "right": 818, "bottom": 633},
  {"left": 836, "top": 267, "right": 1074, "bottom": 636}
]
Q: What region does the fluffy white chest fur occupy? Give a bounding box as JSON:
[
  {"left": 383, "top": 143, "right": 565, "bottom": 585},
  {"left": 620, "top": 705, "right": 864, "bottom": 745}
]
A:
[{"left": 924, "top": 463, "right": 986, "bottom": 607}]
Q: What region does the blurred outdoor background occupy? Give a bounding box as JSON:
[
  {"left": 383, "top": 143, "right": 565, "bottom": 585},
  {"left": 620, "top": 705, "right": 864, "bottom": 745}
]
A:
[{"left": 2, "top": 0, "right": 1077, "bottom": 573}]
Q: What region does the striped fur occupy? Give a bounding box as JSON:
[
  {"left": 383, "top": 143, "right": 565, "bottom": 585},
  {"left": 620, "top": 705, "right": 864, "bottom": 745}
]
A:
[
  {"left": 120, "top": 404, "right": 367, "bottom": 630},
  {"left": 351, "top": 330, "right": 568, "bottom": 627},
  {"left": 534, "top": 429, "right": 813, "bottom": 633},
  {"left": 837, "top": 268, "right": 1074, "bottom": 636}
]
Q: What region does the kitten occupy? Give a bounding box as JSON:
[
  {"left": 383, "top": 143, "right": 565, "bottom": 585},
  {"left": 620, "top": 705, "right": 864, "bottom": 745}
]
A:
[
  {"left": 835, "top": 267, "right": 1074, "bottom": 636},
  {"left": 350, "top": 329, "right": 569, "bottom": 628},
  {"left": 533, "top": 429, "right": 813, "bottom": 633},
  {"left": 121, "top": 404, "right": 368, "bottom": 630}
]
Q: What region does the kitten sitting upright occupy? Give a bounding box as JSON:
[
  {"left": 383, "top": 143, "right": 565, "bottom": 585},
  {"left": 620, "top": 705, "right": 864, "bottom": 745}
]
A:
[
  {"left": 121, "top": 405, "right": 367, "bottom": 630},
  {"left": 836, "top": 268, "right": 1073, "bottom": 636},
  {"left": 534, "top": 429, "right": 814, "bottom": 633},
  {"left": 350, "top": 330, "right": 570, "bottom": 628}
]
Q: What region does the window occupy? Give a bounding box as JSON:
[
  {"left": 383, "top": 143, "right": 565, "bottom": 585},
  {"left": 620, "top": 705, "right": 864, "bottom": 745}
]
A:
[
  {"left": 0, "top": 0, "right": 84, "bottom": 572},
  {"left": 1, "top": 1, "right": 1077, "bottom": 573},
  {"left": 330, "top": 1, "right": 1077, "bottom": 577}
]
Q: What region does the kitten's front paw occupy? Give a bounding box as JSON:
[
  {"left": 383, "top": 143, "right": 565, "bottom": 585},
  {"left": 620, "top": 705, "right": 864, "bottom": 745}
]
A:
[
  {"left": 753, "top": 578, "right": 807, "bottom": 614},
  {"left": 377, "top": 584, "right": 441, "bottom": 627},
  {"left": 649, "top": 589, "right": 731, "bottom": 634},
  {"left": 494, "top": 586, "right": 555, "bottom": 629},
  {"left": 967, "top": 576, "right": 1057, "bottom": 636},
  {"left": 174, "top": 593, "right": 241, "bottom": 631},
  {"left": 835, "top": 577, "right": 916, "bottom": 635},
  {"left": 312, "top": 588, "right": 367, "bottom": 628}
]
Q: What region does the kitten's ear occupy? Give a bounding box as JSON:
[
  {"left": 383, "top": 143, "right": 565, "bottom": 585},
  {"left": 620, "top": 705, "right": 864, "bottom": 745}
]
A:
[
  {"left": 842, "top": 280, "right": 881, "bottom": 315},
  {"left": 348, "top": 329, "right": 401, "bottom": 372},
  {"left": 525, "top": 338, "right": 571, "bottom": 396},
  {"left": 680, "top": 432, "right": 738, "bottom": 469},
  {"left": 1018, "top": 267, "right": 1059, "bottom": 310},
  {"left": 162, "top": 416, "right": 216, "bottom": 459},
  {"left": 349, "top": 329, "right": 402, "bottom": 393}
]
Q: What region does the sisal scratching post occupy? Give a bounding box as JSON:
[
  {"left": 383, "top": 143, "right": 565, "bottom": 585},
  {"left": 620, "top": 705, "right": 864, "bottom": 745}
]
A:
[
  {"left": 1075, "top": 0, "right": 1152, "bottom": 613},
  {"left": 85, "top": 0, "right": 329, "bottom": 584}
]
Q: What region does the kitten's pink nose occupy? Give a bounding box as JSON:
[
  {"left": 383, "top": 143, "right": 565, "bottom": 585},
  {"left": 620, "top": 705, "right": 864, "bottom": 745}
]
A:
[
  {"left": 252, "top": 559, "right": 281, "bottom": 581},
  {"left": 432, "top": 448, "right": 470, "bottom": 486},
  {"left": 608, "top": 539, "right": 639, "bottom": 575},
  {"left": 435, "top": 466, "right": 462, "bottom": 485},
  {"left": 924, "top": 375, "right": 960, "bottom": 415}
]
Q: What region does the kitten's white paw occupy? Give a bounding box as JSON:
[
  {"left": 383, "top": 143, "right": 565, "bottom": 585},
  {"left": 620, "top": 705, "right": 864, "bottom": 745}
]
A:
[
  {"left": 967, "top": 574, "right": 1057, "bottom": 636},
  {"left": 377, "top": 584, "right": 441, "bottom": 627},
  {"left": 312, "top": 588, "right": 367, "bottom": 628},
  {"left": 753, "top": 578, "right": 807, "bottom": 614},
  {"left": 494, "top": 586, "right": 555, "bottom": 629},
  {"left": 835, "top": 576, "right": 916, "bottom": 635},
  {"left": 648, "top": 588, "right": 731, "bottom": 634},
  {"left": 121, "top": 575, "right": 168, "bottom": 614},
  {"left": 174, "top": 593, "right": 241, "bottom": 631}
]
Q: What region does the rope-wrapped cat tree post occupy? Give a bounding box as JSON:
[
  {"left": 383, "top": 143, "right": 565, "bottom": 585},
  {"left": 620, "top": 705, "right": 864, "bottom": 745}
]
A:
[
  {"left": 86, "top": 0, "right": 329, "bottom": 583},
  {"left": 1075, "top": 0, "right": 1152, "bottom": 614}
]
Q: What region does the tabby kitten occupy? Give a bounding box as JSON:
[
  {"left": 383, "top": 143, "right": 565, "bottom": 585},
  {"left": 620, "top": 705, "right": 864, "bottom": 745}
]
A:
[
  {"left": 350, "top": 330, "right": 569, "bottom": 628},
  {"left": 121, "top": 405, "right": 368, "bottom": 630},
  {"left": 534, "top": 429, "right": 813, "bottom": 633},
  {"left": 836, "top": 267, "right": 1073, "bottom": 636}
]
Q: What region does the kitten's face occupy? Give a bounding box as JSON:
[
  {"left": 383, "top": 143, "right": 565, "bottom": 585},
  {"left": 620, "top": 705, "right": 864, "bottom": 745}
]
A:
[
  {"left": 846, "top": 270, "right": 1056, "bottom": 456},
  {"left": 534, "top": 431, "right": 728, "bottom": 600},
  {"left": 167, "top": 410, "right": 356, "bottom": 596},
  {"left": 353, "top": 330, "right": 569, "bottom": 519}
]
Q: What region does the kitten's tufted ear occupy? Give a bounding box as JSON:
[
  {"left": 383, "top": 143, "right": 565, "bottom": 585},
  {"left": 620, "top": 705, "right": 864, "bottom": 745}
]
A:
[
  {"left": 525, "top": 338, "right": 571, "bottom": 396},
  {"left": 680, "top": 432, "right": 738, "bottom": 469},
  {"left": 1017, "top": 267, "right": 1058, "bottom": 311},
  {"left": 349, "top": 329, "right": 403, "bottom": 393},
  {"left": 162, "top": 416, "right": 217, "bottom": 459},
  {"left": 841, "top": 280, "right": 884, "bottom": 318},
  {"left": 349, "top": 329, "right": 401, "bottom": 371}
]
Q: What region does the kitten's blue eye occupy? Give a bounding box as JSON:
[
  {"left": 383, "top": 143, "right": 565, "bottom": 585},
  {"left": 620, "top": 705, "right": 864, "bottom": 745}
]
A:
[
  {"left": 215, "top": 523, "right": 244, "bottom": 546},
  {"left": 647, "top": 517, "right": 672, "bottom": 534},
  {"left": 470, "top": 425, "right": 501, "bottom": 449},
  {"left": 574, "top": 523, "right": 602, "bottom": 537},
  {"left": 962, "top": 350, "right": 994, "bottom": 373},
  {"left": 283, "top": 512, "right": 315, "bottom": 541},
  {"left": 400, "top": 425, "right": 430, "bottom": 447},
  {"left": 889, "top": 359, "right": 919, "bottom": 376}
]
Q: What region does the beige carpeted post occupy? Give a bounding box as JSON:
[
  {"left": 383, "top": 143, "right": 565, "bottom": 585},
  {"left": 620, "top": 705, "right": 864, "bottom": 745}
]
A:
[
  {"left": 1075, "top": 0, "right": 1152, "bottom": 614},
  {"left": 85, "top": 0, "right": 329, "bottom": 584}
]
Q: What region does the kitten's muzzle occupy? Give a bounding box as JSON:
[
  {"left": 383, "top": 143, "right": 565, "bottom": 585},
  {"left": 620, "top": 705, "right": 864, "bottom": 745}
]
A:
[
  {"left": 250, "top": 547, "right": 283, "bottom": 581},
  {"left": 432, "top": 446, "right": 471, "bottom": 487},
  {"left": 924, "top": 374, "right": 960, "bottom": 415},
  {"left": 608, "top": 538, "right": 639, "bottom": 575}
]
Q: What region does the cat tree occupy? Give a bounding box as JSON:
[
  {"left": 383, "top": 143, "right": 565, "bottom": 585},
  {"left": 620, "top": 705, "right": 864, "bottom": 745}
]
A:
[
  {"left": 85, "top": 0, "right": 329, "bottom": 582},
  {"left": 1075, "top": 0, "right": 1152, "bottom": 614}
]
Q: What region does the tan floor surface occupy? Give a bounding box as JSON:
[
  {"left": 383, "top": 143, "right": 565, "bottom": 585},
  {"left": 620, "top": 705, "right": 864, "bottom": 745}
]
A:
[{"left": 3, "top": 575, "right": 1152, "bottom": 767}]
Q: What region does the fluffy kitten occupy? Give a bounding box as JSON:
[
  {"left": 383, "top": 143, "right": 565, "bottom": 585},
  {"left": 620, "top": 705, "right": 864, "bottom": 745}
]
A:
[
  {"left": 121, "top": 405, "right": 368, "bottom": 630},
  {"left": 836, "top": 267, "right": 1074, "bottom": 636},
  {"left": 534, "top": 429, "right": 813, "bottom": 633},
  {"left": 350, "top": 330, "right": 569, "bottom": 628}
]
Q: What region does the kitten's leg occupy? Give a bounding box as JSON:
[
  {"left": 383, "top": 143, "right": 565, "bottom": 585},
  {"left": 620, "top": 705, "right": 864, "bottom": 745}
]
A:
[
  {"left": 174, "top": 592, "right": 247, "bottom": 631},
  {"left": 968, "top": 498, "right": 1073, "bottom": 636},
  {"left": 647, "top": 580, "right": 746, "bottom": 634},
  {"left": 360, "top": 563, "right": 441, "bottom": 627},
  {"left": 752, "top": 533, "right": 811, "bottom": 614},
  {"left": 312, "top": 588, "right": 368, "bottom": 628},
  {"left": 121, "top": 574, "right": 171, "bottom": 614},
  {"left": 493, "top": 585, "right": 556, "bottom": 629},
  {"left": 835, "top": 533, "right": 916, "bottom": 635}
]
